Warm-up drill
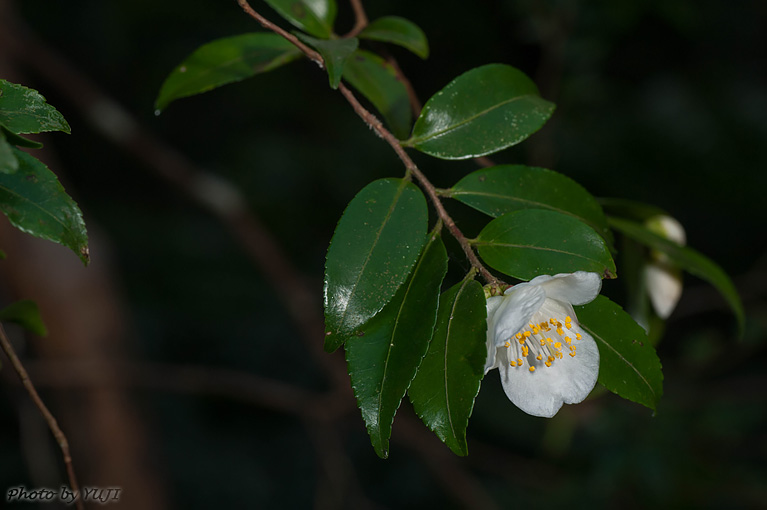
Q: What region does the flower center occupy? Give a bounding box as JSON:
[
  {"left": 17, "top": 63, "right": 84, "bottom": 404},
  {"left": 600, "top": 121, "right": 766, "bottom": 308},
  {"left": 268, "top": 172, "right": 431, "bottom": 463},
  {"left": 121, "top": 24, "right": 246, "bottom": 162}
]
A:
[{"left": 503, "top": 314, "right": 583, "bottom": 372}]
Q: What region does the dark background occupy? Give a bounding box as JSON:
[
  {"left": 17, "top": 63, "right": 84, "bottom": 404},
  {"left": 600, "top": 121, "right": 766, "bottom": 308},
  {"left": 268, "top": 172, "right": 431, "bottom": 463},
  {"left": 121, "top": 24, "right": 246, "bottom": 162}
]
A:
[{"left": 1, "top": 0, "right": 766, "bottom": 508}]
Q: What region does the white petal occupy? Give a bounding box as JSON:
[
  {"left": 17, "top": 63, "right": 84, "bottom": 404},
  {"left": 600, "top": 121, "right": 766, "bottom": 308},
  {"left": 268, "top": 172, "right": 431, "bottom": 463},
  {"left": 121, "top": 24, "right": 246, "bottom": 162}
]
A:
[
  {"left": 538, "top": 271, "right": 602, "bottom": 306},
  {"left": 498, "top": 325, "right": 599, "bottom": 417},
  {"left": 484, "top": 297, "right": 503, "bottom": 373},
  {"left": 645, "top": 264, "right": 682, "bottom": 319},
  {"left": 492, "top": 284, "right": 545, "bottom": 347}
]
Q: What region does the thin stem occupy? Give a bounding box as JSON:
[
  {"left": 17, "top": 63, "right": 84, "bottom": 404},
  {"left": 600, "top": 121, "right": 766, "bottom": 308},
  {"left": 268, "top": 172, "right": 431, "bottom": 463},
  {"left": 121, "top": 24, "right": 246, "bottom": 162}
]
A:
[
  {"left": 235, "top": 0, "right": 499, "bottom": 285},
  {"left": 0, "top": 323, "right": 84, "bottom": 510},
  {"left": 345, "top": 0, "right": 369, "bottom": 38},
  {"left": 236, "top": 0, "right": 322, "bottom": 64}
]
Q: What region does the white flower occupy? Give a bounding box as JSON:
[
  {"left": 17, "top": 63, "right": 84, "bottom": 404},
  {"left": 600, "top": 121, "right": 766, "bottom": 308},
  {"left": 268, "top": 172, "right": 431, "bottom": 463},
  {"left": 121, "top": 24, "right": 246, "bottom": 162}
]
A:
[
  {"left": 485, "top": 272, "right": 601, "bottom": 418},
  {"left": 644, "top": 215, "right": 686, "bottom": 319}
]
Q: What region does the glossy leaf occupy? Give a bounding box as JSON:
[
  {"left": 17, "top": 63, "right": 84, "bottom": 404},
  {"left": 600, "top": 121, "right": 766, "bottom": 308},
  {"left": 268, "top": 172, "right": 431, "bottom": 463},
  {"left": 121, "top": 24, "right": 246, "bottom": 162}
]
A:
[
  {"left": 343, "top": 50, "right": 412, "bottom": 139},
  {"left": 155, "top": 33, "right": 302, "bottom": 112},
  {"left": 576, "top": 295, "right": 663, "bottom": 410},
  {"left": 324, "top": 178, "right": 427, "bottom": 352},
  {"left": 359, "top": 16, "right": 429, "bottom": 59},
  {"left": 0, "top": 131, "right": 18, "bottom": 174},
  {"left": 451, "top": 165, "right": 612, "bottom": 243},
  {"left": 346, "top": 233, "right": 448, "bottom": 458},
  {"left": 408, "top": 278, "right": 487, "bottom": 456},
  {"left": 0, "top": 80, "right": 70, "bottom": 134},
  {"left": 264, "top": 0, "right": 337, "bottom": 38},
  {"left": 0, "top": 300, "right": 48, "bottom": 336},
  {"left": 609, "top": 217, "right": 744, "bottom": 335},
  {"left": 295, "top": 34, "right": 358, "bottom": 89},
  {"left": 404, "top": 64, "right": 555, "bottom": 160},
  {"left": 476, "top": 209, "right": 616, "bottom": 281},
  {"left": 0, "top": 149, "right": 89, "bottom": 264}
]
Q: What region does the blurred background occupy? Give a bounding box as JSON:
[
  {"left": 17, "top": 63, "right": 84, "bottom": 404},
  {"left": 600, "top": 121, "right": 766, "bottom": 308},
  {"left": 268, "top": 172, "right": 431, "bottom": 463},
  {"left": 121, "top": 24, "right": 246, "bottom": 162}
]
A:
[{"left": 1, "top": 0, "right": 766, "bottom": 508}]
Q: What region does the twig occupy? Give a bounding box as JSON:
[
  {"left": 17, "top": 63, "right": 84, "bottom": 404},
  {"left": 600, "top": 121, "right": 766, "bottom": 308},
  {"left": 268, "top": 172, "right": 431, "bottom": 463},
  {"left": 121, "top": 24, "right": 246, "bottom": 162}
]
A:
[
  {"left": 235, "top": 0, "right": 499, "bottom": 285},
  {"left": 236, "top": 0, "right": 322, "bottom": 64},
  {"left": 345, "top": 0, "right": 369, "bottom": 38},
  {"left": 0, "top": 324, "right": 84, "bottom": 510}
]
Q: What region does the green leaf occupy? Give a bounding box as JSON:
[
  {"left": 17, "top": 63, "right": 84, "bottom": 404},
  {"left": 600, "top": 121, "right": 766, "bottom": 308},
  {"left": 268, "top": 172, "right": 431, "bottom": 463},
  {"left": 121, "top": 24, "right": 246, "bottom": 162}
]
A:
[
  {"left": 294, "top": 34, "right": 358, "bottom": 89},
  {"left": 575, "top": 295, "right": 663, "bottom": 410},
  {"left": 608, "top": 216, "right": 744, "bottom": 336},
  {"left": 346, "top": 233, "right": 448, "bottom": 458},
  {"left": 1, "top": 126, "right": 43, "bottom": 149},
  {"left": 408, "top": 277, "right": 487, "bottom": 456},
  {"left": 155, "top": 33, "right": 303, "bottom": 112},
  {"left": 0, "top": 300, "right": 48, "bottom": 336},
  {"left": 0, "top": 149, "right": 89, "bottom": 264},
  {"left": 0, "top": 80, "right": 70, "bottom": 135},
  {"left": 0, "top": 130, "right": 18, "bottom": 174},
  {"left": 324, "top": 178, "right": 428, "bottom": 352},
  {"left": 404, "top": 64, "right": 555, "bottom": 160},
  {"left": 451, "top": 165, "right": 612, "bottom": 244},
  {"left": 263, "top": 0, "right": 337, "bottom": 38},
  {"left": 359, "top": 16, "right": 429, "bottom": 59},
  {"left": 343, "top": 50, "right": 412, "bottom": 139},
  {"left": 475, "top": 209, "right": 616, "bottom": 281}
]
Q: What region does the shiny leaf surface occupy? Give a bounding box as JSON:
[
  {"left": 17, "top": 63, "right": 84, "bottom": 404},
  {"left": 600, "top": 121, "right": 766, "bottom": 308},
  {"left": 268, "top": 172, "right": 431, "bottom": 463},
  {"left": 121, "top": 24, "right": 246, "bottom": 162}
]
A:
[
  {"left": 476, "top": 209, "right": 616, "bottom": 281},
  {"left": 346, "top": 234, "right": 447, "bottom": 458},
  {"left": 295, "top": 34, "right": 358, "bottom": 89},
  {"left": 576, "top": 295, "right": 663, "bottom": 410},
  {"left": 263, "top": 0, "right": 337, "bottom": 38},
  {"left": 408, "top": 278, "right": 487, "bottom": 456},
  {"left": 405, "top": 64, "right": 554, "bottom": 159},
  {"left": 0, "top": 80, "right": 70, "bottom": 135},
  {"left": 0, "top": 149, "right": 89, "bottom": 264},
  {"left": 324, "top": 178, "right": 427, "bottom": 352}
]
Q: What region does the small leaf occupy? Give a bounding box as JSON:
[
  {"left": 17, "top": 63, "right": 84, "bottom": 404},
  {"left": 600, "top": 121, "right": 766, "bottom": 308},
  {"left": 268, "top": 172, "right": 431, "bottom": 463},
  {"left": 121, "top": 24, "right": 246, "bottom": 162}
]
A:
[
  {"left": 295, "top": 34, "right": 358, "bottom": 89},
  {"left": 1, "top": 126, "right": 43, "bottom": 149},
  {"left": 576, "top": 295, "right": 663, "bottom": 410},
  {"left": 324, "top": 178, "right": 428, "bottom": 352},
  {"left": 263, "top": 0, "right": 337, "bottom": 38},
  {"left": 451, "top": 165, "right": 612, "bottom": 244},
  {"left": 0, "top": 130, "right": 18, "bottom": 174},
  {"left": 359, "top": 16, "right": 429, "bottom": 59},
  {"left": 155, "top": 33, "right": 302, "bottom": 112},
  {"left": 408, "top": 277, "right": 487, "bottom": 456},
  {"left": 476, "top": 209, "right": 616, "bottom": 281},
  {"left": 346, "top": 233, "right": 448, "bottom": 458},
  {"left": 343, "top": 50, "right": 412, "bottom": 139},
  {"left": 608, "top": 216, "right": 744, "bottom": 336},
  {"left": 405, "top": 64, "right": 555, "bottom": 160},
  {"left": 0, "top": 149, "right": 89, "bottom": 264},
  {"left": 0, "top": 80, "right": 70, "bottom": 135},
  {"left": 0, "top": 300, "right": 48, "bottom": 336}
]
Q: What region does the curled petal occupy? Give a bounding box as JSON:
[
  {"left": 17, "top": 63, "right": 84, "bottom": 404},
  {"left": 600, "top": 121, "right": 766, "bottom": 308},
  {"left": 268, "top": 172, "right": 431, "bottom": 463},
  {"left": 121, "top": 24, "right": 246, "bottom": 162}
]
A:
[
  {"left": 493, "top": 284, "right": 545, "bottom": 346},
  {"left": 534, "top": 271, "right": 602, "bottom": 306}
]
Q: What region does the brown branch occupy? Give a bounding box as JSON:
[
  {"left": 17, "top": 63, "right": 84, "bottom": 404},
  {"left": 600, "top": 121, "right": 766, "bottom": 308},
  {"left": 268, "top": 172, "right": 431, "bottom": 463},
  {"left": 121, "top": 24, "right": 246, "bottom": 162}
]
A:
[
  {"left": 345, "top": 0, "right": 369, "bottom": 38},
  {"left": 236, "top": 0, "right": 322, "bottom": 64},
  {"left": 235, "top": 1, "right": 499, "bottom": 285},
  {"left": 336, "top": 82, "right": 498, "bottom": 285},
  {"left": 0, "top": 324, "right": 84, "bottom": 510}
]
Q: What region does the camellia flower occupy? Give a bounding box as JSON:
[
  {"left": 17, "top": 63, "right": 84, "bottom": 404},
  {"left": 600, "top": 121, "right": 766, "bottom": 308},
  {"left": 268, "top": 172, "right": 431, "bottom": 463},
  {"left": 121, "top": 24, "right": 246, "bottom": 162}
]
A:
[{"left": 485, "top": 272, "right": 601, "bottom": 418}]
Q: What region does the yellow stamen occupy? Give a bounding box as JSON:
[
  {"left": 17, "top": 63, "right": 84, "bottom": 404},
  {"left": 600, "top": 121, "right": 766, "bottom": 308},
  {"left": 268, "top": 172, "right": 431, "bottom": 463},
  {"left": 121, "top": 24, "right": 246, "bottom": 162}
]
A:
[
  {"left": 510, "top": 360, "right": 517, "bottom": 367},
  {"left": 529, "top": 366, "right": 536, "bottom": 372},
  {"left": 545, "top": 361, "right": 552, "bottom": 367},
  {"left": 517, "top": 358, "right": 523, "bottom": 366},
  {"left": 536, "top": 354, "right": 542, "bottom": 360},
  {"left": 504, "top": 341, "right": 511, "bottom": 348},
  {"left": 516, "top": 332, "right": 523, "bottom": 340},
  {"left": 565, "top": 316, "right": 572, "bottom": 323},
  {"left": 576, "top": 333, "right": 582, "bottom": 340},
  {"left": 556, "top": 327, "right": 564, "bottom": 336}
]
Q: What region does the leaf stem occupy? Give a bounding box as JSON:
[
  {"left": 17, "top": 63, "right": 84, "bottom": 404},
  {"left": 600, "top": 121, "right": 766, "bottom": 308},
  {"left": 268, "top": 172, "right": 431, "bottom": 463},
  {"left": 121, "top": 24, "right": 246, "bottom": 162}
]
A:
[
  {"left": 345, "top": 0, "right": 369, "bottom": 38},
  {"left": 0, "top": 323, "right": 84, "bottom": 510},
  {"left": 236, "top": 0, "right": 499, "bottom": 286}
]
